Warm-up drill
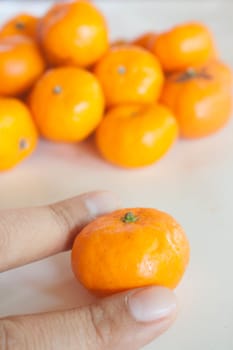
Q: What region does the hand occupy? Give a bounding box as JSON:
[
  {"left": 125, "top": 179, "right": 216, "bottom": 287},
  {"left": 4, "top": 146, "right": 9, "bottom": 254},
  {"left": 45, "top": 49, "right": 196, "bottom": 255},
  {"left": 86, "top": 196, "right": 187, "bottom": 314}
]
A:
[{"left": 0, "top": 191, "right": 177, "bottom": 350}]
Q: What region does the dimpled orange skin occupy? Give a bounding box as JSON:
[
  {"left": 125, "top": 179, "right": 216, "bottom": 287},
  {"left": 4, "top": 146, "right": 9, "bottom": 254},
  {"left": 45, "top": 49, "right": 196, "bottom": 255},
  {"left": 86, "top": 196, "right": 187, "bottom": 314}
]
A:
[
  {"left": 0, "top": 35, "right": 45, "bottom": 97},
  {"left": 94, "top": 45, "right": 164, "bottom": 107},
  {"left": 29, "top": 67, "right": 105, "bottom": 142},
  {"left": 71, "top": 208, "right": 190, "bottom": 296},
  {"left": 160, "top": 60, "right": 233, "bottom": 138},
  {"left": 0, "top": 98, "right": 38, "bottom": 171},
  {"left": 0, "top": 13, "right": 38, "bottom": 40},
  {"left": 96, "top": 104, "right": 178, "bottom": 168},
  {"left": 39, "top": 0, "right": 109, "bottom": 68},
  {"left": 153, "top": 22, "right": 216, "bottom": 72},
  {"left": 132, "top": 32, "right": 157, "bottom": 51}
]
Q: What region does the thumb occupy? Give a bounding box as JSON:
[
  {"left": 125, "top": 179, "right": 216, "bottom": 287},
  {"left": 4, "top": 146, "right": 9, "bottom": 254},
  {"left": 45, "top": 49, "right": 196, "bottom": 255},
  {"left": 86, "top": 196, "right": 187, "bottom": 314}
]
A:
[{"left": 1, "top": 286, "right": 177, "bottom": 350}]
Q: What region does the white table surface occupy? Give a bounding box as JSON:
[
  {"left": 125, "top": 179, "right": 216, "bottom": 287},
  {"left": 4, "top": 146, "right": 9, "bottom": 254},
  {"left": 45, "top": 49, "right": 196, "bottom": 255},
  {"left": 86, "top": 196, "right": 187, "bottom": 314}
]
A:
[{"left": 0, "top": 1, "right": 233, "bottom": 349}]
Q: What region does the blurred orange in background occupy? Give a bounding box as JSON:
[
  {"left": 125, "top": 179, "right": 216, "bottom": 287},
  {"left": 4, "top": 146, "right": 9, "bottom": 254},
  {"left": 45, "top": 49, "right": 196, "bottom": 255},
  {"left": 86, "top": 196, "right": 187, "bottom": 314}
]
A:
[
  {"left": 96, "top": 103, "right": 178, "bottom": 168},
  {"left": 160, "top": 60, "right": 233, "bottom": 138},
  {"left": 38, "top": 0, "right": 109, "bottom": 68},
  {"left": 153, "top": 22, "right": 217, "bottom": 72},
  {"left": 132, "top": 32, "right": 157, "bottom": 51},
  {"left": 94, "top": 45, "right": 164, "bottom": 107},
  {"left": 0, "top": 98, "right": 37, "bottom": 171},
  {"left": 0, "top": 13, "right": 38, "bottom": 40},
  {"left": 0, "top": 35, "right": 45, "bottom": 97},
  {"left": 29, "top": 66, "right": 105, "bottom": 143}
]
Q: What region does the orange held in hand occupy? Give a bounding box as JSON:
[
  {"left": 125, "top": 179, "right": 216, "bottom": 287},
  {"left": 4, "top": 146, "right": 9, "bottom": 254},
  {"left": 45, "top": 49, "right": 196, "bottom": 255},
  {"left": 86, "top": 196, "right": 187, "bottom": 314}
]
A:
[
  {"left": 153, "top": 22, "right": 216, "bottom": 72},
  {"left": 96, "top": 103, "right": 178, "bottom": 168},
  {"left": 94, "top": 45, "right": 164, "bottom": 106},
  {"left": 0, "top": 13, "right": 38, "bottom": 40},
  {"left": 39, "top": 0, "right": 109, "bottom": 68},
  {"left": 29, "top": 67, "right": 105, "bottom": 142},
  {"left": 160, "top": 60, "right": 233, "bottom": 138},
  {"left": 0, "top": 35, "right": 45, "bottom": 97},
  {"left": 0, "top": 98, "right": 37, "bottom": 171},
  {"left": 72, "top": 208, "right": 190, "bottom": 296}
]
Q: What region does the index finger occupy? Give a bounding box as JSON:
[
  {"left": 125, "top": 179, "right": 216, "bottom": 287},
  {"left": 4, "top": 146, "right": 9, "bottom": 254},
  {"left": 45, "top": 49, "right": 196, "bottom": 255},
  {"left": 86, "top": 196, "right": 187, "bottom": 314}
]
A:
[{"left": 0, "top": 191, "right": 120, "bottom": 272}]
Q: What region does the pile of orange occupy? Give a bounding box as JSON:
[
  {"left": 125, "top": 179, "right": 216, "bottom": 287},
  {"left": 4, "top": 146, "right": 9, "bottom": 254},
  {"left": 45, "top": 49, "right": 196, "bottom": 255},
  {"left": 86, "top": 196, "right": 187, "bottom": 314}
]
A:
[{"left": 0, "top": 0, "right": 232, "bottom": 170}]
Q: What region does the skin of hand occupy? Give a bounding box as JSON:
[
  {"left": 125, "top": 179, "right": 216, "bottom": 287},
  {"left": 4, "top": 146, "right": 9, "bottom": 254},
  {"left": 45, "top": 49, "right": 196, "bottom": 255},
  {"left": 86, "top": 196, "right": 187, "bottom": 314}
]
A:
[{"left": 0, "top": 191, "right": 177, "bottom": 350}]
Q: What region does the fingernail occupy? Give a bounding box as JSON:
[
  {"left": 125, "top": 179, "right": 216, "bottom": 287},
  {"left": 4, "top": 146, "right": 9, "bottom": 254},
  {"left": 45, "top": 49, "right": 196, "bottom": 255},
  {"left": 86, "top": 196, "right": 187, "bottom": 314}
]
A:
[
  {"left": 84, "top": 191, "right": 121, "bottom": 217},
  {"left": 127, "top": 286, "right": 177, "bottom": 323}
]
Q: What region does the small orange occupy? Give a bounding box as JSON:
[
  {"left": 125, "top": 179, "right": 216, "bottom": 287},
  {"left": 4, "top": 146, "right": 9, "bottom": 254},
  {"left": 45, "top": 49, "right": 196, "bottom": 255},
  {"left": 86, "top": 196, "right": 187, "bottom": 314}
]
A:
[
  {"left": 29, "top": 66, "right": 105, "bottom": 142},
  {"left": 94, "top": 45, "right": 164, "bottom": 106},
  {"left": 0, "top": 13, "right": 38, "bottom": 40},
  {"left": 96, "top": 103, "right": 178, "bottom": 168},
  {"left": 153, "top": 22, "right": 216, "bottom": 72},
  {"left": 39, "top": 0, "right": 109, "bottom": 68},
  {"left": 160, "top": 60, "right": 233, "bottom": 138},
  {"left": 0, "top": 98, "right": 37, "bottom": 171},
  {"left": 0, "top": 35, "right": 45, "bottom": 97},
  {"left": 72, "top": 208, "right": 190, "bottom": 296},
  {"left": 132, "top": 32, "right": 157, "bottom": 51}
]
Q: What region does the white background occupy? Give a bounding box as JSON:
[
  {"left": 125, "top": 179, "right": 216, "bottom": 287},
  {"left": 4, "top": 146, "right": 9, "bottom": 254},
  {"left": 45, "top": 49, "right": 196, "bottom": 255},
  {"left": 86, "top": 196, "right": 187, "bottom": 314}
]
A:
[{"left": 0, "top": 1, "right": 233, "bottom": 349}]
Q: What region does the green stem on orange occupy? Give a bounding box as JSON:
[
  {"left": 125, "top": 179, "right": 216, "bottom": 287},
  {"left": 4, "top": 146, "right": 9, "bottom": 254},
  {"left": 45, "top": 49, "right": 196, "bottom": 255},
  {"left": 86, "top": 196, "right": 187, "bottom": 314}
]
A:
[
  {"left": 15, "top": 22, "right": 25, "bottom": 30},
  {"left": 186, "top": 68, "right": 197, "bottom": 78},
  {"left": 117, "top": 65, "right": 127, "bottom": 75},
  {"left": 176, "top": 68, "right": 212, "bottom": 83},
  {"left": 53, "top": 85, "right": 62, "bottom": 94},
  {"left": 19, "top": 138, "right": 29, "bottom": 150},
  {"left": 122, "top": 212, "right": 138, "bottom": 223}
]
